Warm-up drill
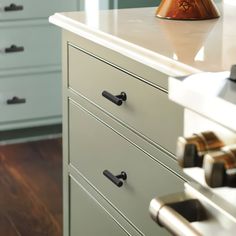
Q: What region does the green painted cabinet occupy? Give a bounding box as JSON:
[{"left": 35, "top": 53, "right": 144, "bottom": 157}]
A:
[
  {"left": 68, "top": 100, "right": 183, "bottom": 235},
  {"left": 60, "top": 30, "right": 185, "bottom": 236},
  {"left": 68, "top": 45, "right": 183, "bottom": 154},
  {"left": 0, "top": 0, "right": 77, "bottom": 131}
]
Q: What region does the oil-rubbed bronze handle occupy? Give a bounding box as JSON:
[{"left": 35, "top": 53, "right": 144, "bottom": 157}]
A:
[
  {"left": 176, "top": 131, "right": 224, "bottom": 168},
  {"left": 204, "top": 145, "right": 236, "bottom": 188},
  {"left": 4, "top": 3, "right": 23, "bottom": 11},
  {"left": 102, "top": 91, "right": 127, "bottom": 106},
  {"left": 103, "top": 170, "right": 127, "bottom": 187},
  {"left": 7, "top": 96, "right": 26, "bottom": 105},
  {"left": 5, "top": 45, "right": 24, "bottom": 53}
]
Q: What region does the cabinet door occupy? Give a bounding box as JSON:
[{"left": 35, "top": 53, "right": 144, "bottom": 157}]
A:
[{"left": 70, "top": 177, "right": 130, "bottom": 236}]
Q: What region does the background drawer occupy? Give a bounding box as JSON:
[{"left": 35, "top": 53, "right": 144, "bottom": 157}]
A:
[
  {"left": 0, "top": 22, "right": 60, "bottom": 70},
  {"left": 68, "top": 45, "right": 183, "bottom": 154},
  {"left": 69, "top": 100, "right": 184, "bottom": 235},
  {"left": 0, "top": 72, "right": 61, "bottom": 123},
  {"left": 70, "top": 177, "right": 130, "bottom": 236},
  {"left": 0, "top": 0, "right": 77, "bottom": 21}
]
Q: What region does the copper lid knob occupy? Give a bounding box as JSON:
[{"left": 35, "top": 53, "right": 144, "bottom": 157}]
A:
[
  {"left": 204, "top": 146, "right": 236, "bottom": 188},
  {"left": 176, "top": 131, "right": 224, "bottom": 168}
]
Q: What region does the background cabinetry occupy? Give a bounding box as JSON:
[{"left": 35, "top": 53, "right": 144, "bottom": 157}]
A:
[{"left": 0, "top": 0, "right": 77, "bottom": 131}]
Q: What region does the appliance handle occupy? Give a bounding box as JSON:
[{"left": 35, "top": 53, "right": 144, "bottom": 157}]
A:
[
  {"left": 157, "top": 204, "right": 202, "bottom": 236},
  {"left": 149, "top": 197, "right": 205, "bottom": 236}
]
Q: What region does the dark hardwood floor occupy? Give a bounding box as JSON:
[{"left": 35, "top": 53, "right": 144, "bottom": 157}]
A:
[{"left": 0, "top": 138, "right": 62, "bottom": 236}]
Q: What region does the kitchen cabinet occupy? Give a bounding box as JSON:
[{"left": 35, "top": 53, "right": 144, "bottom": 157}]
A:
[
  {"left": 68, "top": 99, "right": 184, "bottom": 235},
  {"left": 49, "top": 1, "right": 236, "bottom": 235},
  {"left": 0, "top": 0, "right": 77, "bottom": 131},
  {"left": 62, "top": 38, "right": 185, "bottom": 235},
  {"left": 50, "top": 11, "right": 190, "bottom": 235}
]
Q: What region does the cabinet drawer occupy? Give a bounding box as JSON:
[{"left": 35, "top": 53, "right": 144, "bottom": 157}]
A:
[
  {"left": 0, "top": 22, "right": 60, "bottom": 70},
  {"left": 0, "top": 72, "right": 61, "bottom": 123},
  {"left": 0, "top": 0, "right": 77, "bottom": 21},
  {"left": 70, "top": 177, "right": 130, "bottom": 236},
  {"left": 68, "top": 45, "right": 183, "bottom": 154},
  {"left": 69, "top": 100, "right": 184, "bottom": 235}
]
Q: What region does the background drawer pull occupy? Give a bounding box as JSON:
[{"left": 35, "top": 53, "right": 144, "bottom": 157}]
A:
[
  {"left": 102, "top": 91, "right": 127, "bottom": 106},
  {"left": 5, "top": 45, "right": 24, "bottom": 53},
  {"left": 4, "top": 3, "right": 23, "bottom": 11},
  {"left": 103, "top": 170, "right": 127, "bottom": 187},
  {"left": 7, "top": 96, "right": 26, "bottom": 105}
]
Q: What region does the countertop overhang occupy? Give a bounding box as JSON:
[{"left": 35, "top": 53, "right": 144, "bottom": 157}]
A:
[{"left": 49, "top": 2, "right": 236, "bottom": 77}]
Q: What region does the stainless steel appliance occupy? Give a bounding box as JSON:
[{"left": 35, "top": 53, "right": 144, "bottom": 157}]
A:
[{"left": 149, "top": 66, "right": 236, "bottom": 235}]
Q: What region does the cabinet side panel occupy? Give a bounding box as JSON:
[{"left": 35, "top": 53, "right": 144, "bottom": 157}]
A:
[{"left": 62, "top": 30, "right": 70, "bottom": 236}]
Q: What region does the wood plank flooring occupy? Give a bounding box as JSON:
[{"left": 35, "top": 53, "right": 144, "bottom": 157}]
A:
[{"left": 0, "top": 138, "right": 62, "bottom": 236}]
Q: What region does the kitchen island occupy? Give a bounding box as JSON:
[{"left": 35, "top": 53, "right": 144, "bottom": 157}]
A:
[{"left": 49, "top": 1, "right": 236, "bottom": 235}]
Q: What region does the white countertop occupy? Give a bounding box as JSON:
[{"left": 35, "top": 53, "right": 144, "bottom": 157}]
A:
[{"left": 49, "top": 1, "right": 236, "bottom": 77}]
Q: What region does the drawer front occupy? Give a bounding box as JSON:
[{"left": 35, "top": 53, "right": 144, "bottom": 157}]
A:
[
  {"left": 0, "top": 23, "right": 60, "bottom": 70},
  {"left": 68, "top": 45, "right": 183, "bottom": 154},
  {"left": 0, "top": 0, "right": 77, "bottom": 21},
  {"left": 70, "top": 177, "right": 130, "bottom": 236},
  {"left": 69, "top": 100, "right": 184, "bottom": 235},
  {"left": 0, "top": 72, "right": 61, "bottom": 123}
]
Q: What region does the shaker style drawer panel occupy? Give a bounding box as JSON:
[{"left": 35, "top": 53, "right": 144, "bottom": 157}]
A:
[
  {"left": 0, "top": 72, "right": 61, "bottom": 123},
  {"left": 70, "top": 177, "right": 130, "bottom": 236},
  {"left": 0, "top": 0, "right": 77, "bottom": 21},
  {"left": 0, "top": 23, "right": 60, "bottom": 70},
  {"left": 68, "top": 45, "right": 183, "bottom": 154},
  {"left": 69, "top": 100, "right": 184, "bottom": 236}
]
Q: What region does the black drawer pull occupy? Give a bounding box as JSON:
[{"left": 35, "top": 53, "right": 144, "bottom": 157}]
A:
[
  {"left": 5, "top": 45, "right": 24, "bottom": 53},
  {"left": 103, "top": 170, "right": 127, "bottom": 187},
  {"left": 4, "top": 3, "right": 23, "bottom": 11},
  {"left": 102, "top": 91, "right": 127, "bottom": 106},
  {"left": 7, "top": 96, "right": 26, "bottom": 105}
]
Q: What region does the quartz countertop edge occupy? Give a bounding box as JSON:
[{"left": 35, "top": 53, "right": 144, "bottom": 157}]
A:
[{"left": 49, "top": 13, "right": 200, "bottom": 77}]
